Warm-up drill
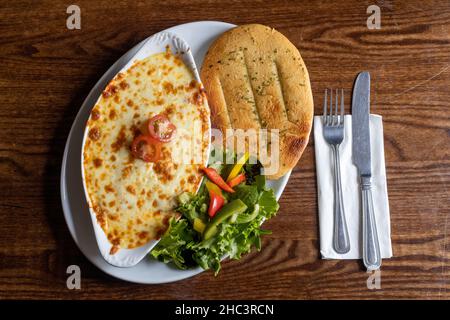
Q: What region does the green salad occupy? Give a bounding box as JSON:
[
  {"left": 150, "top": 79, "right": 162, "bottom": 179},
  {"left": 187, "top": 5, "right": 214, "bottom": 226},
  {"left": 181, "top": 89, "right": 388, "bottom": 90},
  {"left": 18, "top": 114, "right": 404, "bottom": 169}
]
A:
[{"left": 150, "top": 152, "right": 279, "bottom": 275}]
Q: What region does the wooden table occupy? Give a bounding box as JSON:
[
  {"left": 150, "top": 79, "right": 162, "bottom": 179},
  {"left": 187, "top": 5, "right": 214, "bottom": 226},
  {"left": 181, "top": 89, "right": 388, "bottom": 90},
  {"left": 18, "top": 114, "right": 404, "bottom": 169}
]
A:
[{"left": 0, "top": 0, "right": 449, "bottom": 300}]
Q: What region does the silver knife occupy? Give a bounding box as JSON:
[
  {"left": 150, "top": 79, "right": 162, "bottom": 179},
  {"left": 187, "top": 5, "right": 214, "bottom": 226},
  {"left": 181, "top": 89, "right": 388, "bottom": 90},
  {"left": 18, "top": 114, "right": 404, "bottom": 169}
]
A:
[{"left": 352, "top": 72, "right": 382, "bottom": 270}]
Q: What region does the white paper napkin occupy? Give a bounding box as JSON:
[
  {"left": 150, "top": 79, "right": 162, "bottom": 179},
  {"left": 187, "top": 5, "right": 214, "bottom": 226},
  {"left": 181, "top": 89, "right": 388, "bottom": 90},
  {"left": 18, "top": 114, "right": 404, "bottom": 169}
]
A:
[{"left": 314, "top": 114, "right": 392, "bottom": 259}]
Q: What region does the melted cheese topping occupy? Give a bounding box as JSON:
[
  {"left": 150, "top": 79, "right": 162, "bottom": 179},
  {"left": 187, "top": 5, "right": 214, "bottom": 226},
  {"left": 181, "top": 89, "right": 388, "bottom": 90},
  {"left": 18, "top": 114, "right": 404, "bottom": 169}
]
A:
[{"left": 83, "top": 51, "right": 210, "bottom": 254}]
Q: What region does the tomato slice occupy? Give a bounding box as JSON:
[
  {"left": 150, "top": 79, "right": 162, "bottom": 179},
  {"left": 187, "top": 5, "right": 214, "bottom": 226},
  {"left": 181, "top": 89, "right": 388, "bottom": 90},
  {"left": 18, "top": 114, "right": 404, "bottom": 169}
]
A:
[
  {"left": 148, "top": 114, "right": 177, "bottom": 142},
  {"left": 131, "top": 134, "right": 162, "bottom": 162}
]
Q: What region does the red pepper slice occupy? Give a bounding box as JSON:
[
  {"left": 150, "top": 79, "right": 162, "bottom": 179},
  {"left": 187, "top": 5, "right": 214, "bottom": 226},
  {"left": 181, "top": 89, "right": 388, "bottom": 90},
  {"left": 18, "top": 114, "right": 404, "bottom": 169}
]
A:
[
  {"left": 131, "top": 134, "right": 162, "bottom": 162},
  {"left": 208, "top": 189, "right": 225, "bottom": 218},
  {"left": 202, "top": 167, "right": 235, "bottom": 193},
  {"left": 148, "top": 114, "right": 177, "bottom": 142},
  {"left": 227, "top": 173, "right": 246, "bottom": 188}
]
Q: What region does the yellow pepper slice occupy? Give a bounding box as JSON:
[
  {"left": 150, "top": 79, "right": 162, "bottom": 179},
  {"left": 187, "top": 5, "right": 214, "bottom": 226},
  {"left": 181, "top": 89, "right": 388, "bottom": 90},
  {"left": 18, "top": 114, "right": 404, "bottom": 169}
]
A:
[
  {"left": 226, "top": 152, "right": 250, "bottom": 182},
  {"left": 205, "top": 180, "right": 223, "bottom": 196},
  {"left": 193, "top": 218, "right": 206, "bottom": 234}
]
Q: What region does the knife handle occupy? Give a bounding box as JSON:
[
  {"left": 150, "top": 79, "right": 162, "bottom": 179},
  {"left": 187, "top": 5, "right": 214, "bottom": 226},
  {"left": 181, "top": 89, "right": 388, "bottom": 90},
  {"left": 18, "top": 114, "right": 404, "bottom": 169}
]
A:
[
  {"left": 361, "top": 176, "right": 382, "bottom": 270},
  {"left": 332, "top": 145, "right": 350, "bottom": 254}
]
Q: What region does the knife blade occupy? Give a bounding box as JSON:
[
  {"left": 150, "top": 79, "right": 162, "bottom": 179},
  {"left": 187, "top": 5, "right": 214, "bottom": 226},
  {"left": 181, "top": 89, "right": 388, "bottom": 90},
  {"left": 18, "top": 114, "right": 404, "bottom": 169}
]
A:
[
  {"left": 352, "top": 72, "right": 371, "bottom": 177},
  {"left": 351, "top": 71, "right": 382, "bottom": 270}
]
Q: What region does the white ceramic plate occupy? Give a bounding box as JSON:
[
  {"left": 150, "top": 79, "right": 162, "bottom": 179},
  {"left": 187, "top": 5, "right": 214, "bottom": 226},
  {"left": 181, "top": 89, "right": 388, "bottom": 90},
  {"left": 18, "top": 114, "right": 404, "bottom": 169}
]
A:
[{"left": 61, "top": 21, "right": 291, "bottom": 284}]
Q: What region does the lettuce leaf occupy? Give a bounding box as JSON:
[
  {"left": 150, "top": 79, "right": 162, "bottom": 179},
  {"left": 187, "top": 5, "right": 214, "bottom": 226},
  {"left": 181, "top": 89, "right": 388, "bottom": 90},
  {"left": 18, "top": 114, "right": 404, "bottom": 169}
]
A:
[
  {"left": 231, "top": 184, "right": 259, "bottom": 208},
  {"left": 176, "top": 191, "right": 208, "bottom": 224},
  {"left": 150, "top": 218, "right": 196, "bottom": 270}
]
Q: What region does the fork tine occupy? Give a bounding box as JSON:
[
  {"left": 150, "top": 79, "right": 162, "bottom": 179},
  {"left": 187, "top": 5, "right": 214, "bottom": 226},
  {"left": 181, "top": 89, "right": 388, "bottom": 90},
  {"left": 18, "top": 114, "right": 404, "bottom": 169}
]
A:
[
  {"left": 323, "top": 88, "right": 327, "bottom": 123},
  {"left": 340, "top": 89, "right": 344, "bottom": 125},
  {"left": 335, "top": 89, "right": 339, "bottom": 126},
  {"left": 329, "top": 88, "right": 333, "bottom": 126}
]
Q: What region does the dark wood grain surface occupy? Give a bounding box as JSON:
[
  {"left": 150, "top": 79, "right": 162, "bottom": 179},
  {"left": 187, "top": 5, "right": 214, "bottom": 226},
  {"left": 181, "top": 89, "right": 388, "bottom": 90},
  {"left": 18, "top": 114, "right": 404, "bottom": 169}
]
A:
[{"left": 0, "top": 0, "right": 449, "bottom": 299}]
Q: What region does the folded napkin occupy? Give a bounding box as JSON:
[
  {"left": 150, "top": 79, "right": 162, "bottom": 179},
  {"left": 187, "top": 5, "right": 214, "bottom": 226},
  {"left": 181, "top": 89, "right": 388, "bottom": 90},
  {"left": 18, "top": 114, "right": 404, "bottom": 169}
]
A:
[{"left": 314, "top": 114, "right": 392, "bottom": 259}]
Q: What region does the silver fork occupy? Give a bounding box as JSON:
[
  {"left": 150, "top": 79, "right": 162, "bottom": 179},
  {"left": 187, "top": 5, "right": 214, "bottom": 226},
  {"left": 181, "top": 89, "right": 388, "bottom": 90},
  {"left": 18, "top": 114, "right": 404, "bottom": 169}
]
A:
[{"left": 323, "top": 88, "right": 350, "bottom": 254}]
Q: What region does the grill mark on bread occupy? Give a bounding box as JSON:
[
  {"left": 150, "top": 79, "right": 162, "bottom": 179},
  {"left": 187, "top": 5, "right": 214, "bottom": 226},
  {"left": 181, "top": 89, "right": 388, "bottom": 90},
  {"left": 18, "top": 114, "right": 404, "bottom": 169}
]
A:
[
  {"left": 242, "top": 51, "right": 263, "bottom": 129},
  {"left": 216, "top": 77, "right": 233, "bottom": 128},
  {"left": 273, "top": 60, "right": 295, "bottom": 127}
]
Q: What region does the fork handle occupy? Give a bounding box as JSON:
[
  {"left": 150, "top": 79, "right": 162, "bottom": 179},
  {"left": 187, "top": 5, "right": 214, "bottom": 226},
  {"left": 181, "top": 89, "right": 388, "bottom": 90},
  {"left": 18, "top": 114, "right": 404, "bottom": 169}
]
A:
[
  {"left": 332, "top": 145, "right": 350, "bottom": 254},
  {"left": 361, "top": 176, "right": 382, "bottom": 270}
]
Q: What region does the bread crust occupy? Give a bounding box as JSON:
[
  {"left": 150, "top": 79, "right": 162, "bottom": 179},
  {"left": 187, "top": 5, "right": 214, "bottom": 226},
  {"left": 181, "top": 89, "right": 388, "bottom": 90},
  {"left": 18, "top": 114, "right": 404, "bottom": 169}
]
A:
[{"left": 201, "top": 24, "right": 313, "bottom": 179}]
